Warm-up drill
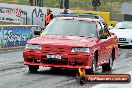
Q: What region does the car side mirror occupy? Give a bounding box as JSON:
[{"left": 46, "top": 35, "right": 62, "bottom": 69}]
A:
[
  {"left": 100, "top": 35, "right": 107, "bottom": 39},
  {"left": 108, "top": 26, "right": 113, "bottom": 30},
  {"left": 34, "top": 31, "right": 41, "bottom": 35}
]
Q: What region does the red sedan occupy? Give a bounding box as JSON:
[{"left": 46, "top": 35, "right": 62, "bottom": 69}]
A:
[{"left": 23, "top": 17, "right": 119, "bottom": 74}]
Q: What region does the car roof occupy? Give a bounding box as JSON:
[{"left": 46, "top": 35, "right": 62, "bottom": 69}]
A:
[
  {"left": 59, "top": 13, "right": 101, "bottom": 19},
  {"left": 62, "top": 13, "right": 97, "bottom": 17},
  {"left": 116, "top": 21, "right": 132, "bottom": 25},
  {"left": 118, "top": 21, "right": 132, "bottom": 23},
  {"left": 56, "top": 17, "right": 102, "bottom": 22}
]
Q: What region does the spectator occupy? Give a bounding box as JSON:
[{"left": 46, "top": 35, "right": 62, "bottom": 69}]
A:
[
  {"left": 62, "top": 9, "right": 69, "bottom": 14},
  {"left": 45, "top": 9, "right": 54, "bottom": 26},
  {"left": 92, "top": 0, "right": 101, "bottom": 11}
]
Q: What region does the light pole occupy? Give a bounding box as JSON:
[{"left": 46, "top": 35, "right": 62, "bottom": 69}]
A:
[
  {"left": 110, "top": 0, "right": 113, "bottom": 13},
  {"left": 84, "top": 0, "right": 87, "bottom": 9}
]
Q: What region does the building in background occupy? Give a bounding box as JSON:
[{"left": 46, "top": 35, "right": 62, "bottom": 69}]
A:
[{"left": 121, "top": 2, "right": 132, "bottom": 21}]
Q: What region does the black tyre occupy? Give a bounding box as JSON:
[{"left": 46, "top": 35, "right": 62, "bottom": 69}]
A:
[
  {"left": 51, "top": 67, "right": 59, "bottom": 70},
  {"left": 50, "top": 67, "right": 61, "bottom": 72},
  {"left": 102, "top": 55, "right": 113, "bottom": 72},
  {"left": 28, "top": 65, "right": 39, "bottom": 72},
  {"left": 77, "top": 76, "right": 86, "bottom": 86},
  {"left": 85, "top": 53, "right": 97, "bottom": 74},
  {"left": 118, "top": 44, "right": 121, "bottom": 48}
]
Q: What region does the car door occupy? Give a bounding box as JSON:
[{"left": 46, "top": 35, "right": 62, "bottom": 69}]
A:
[
  {"left": 102, "top": 21, "right": 113, "bottom": 61},
  {"left": 97, "top": 21, "right": 110, "bottom": 64},
  {"left": 100, "top": 21, "right": 112, "bottom": 61}
]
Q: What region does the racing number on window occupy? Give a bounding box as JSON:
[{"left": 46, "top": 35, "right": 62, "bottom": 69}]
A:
[
  {"left": 98, "top": 21, "right": 110, "bottom": 36},
  {"left": 97, "top": 22, "right": 103, "bottom": 35},
  {"left": 101, "top": 22, "right": 110, "bottom": 36}
]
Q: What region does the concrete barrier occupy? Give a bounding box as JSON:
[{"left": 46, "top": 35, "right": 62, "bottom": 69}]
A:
[{"left": 0, "top": 25, "right": 39, "bottom": 50}]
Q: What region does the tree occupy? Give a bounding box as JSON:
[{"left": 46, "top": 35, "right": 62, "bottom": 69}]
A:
[
  {"left": 36, "top": 0, "right": 43, "bottom": 7},
  {"left": 59, "top": 0, "right": 64, "bottom": 9},
  {"left": 59, "top": 0, "right": 69, "bottom": 9},
  {"left": 29, "top": 0, "right": 33, "bottom": 6},
  {"left": 29, "top": 0, "right": 43, "bottom": 7},
  {"left": 64, "top": 0, "right": 69, "bottom": 9}
]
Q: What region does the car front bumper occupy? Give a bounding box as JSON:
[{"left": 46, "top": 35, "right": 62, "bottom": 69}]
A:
[
  {"left": 118, "top": 37, "right": 132, "bottom": 46},
  {"left": 23, "top": 50, "right": 93, "bottom": 69}
]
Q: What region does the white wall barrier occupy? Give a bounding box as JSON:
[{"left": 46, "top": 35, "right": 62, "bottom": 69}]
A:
[
  {"left": 0, "top": 3, "right": 71, "bottom": 24},
  {"left": 0, "top": 3, "right": 72, "bottom": 49}
]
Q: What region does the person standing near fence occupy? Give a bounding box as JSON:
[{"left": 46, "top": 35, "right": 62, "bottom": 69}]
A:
[
  {"left": 92, "top": 0, "right": 101, "bottom": 11},
  {"left": 62, "top": 9, "right": 69, "bottom": 14},
  {"left": 45, "top": 9, "right": 54, "bottom": 26}
]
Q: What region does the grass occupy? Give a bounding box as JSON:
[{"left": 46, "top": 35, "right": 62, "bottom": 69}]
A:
[
  {"left": 0, "top": 0, "right": 132, "bottom": 13},
  {"left": 1, "top": 0, "right": 28, "bottom": 5}
]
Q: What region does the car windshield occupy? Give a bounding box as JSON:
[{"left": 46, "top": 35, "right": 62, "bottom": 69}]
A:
[
  {"left": 114, "top": 22, "right": 132, "bottom": 29},
  {"left": 42, "top": 18, "right": 97, "bottom": 38}
]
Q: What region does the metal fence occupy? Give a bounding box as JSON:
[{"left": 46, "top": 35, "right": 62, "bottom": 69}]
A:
[
  {"left": 0, "top": 0, "right": 132, "bottom": 21},
  {"left": 0, "top": 0, "right": 131, "bottom": 12}
]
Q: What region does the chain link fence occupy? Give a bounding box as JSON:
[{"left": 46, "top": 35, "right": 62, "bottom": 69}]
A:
[
  {"left": 0, "top": 0, "right": 132, "bottom": 21},
  {"left": 69, "top": 0, "right": 132, "bottom": 21}
]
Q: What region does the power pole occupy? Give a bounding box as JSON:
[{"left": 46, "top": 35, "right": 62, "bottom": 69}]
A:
[{"left": 110, "top": 0, "right": 112, "bottom": 13}]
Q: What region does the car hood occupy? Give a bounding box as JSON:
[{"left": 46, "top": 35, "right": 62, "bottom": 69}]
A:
[
  {"left": 28, "top": 35, "right": 98, "bottom": 47},
  {"left": 110, "top": 29, "right": 132, "bottom": 38}
]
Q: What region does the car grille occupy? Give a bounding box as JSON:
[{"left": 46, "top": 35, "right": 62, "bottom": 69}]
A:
[
  {"left": 118, "top": 42, "right": 128, "bottom": 44},
  {"left": 43, "top": 47, "right": 69, "bottom": 53},
  {"left": 27, "top": 58, "right": 84, "bottom": 66},
  {"left": 27, "top": 58, "right": 68, "bottom": 65},
  {"left": 27, "top": 58, "right": 40, "bottom": 63},
  {"left": 119, "top": 38, "right": 126, "bottom": 41},
  {"left": 42, "top": 58, "right": 68, "bottom": 65}
]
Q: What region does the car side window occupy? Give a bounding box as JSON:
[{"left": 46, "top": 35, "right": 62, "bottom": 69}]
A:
[
  {"left": 97, "top": 22, "right": 104, "bottom": 35},
  {"left": 100, "top": 22, "right": 105, "bottom": 31}
]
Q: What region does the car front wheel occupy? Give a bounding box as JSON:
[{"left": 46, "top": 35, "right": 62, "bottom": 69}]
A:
[
  {"left": 85, "top": 53, "right": 97, "bottom": 74},
  {"left": 28, "top": 65, "right": 39, "bottom": 72},
  {"left": 102, "top": 56, "right": 113, "bottom": 72}
]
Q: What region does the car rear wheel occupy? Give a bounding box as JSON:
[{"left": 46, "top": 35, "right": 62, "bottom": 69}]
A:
[
  {"left": 85, "top": 53, "right": 97, "bottom": 74},
  {"left": 50, "top": 67, "right": 61, "bottom": 71},
  {"left": 102, "top": 55, "right": 113, "bottom": 72},
  {"left": 77, "top": 76, "right": 86, "bottom": 86},
  {"left": 28, "top": 65, "right": 39, "bottom": 72}
]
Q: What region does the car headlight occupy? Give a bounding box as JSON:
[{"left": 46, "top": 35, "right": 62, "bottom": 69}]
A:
[
  {"left": 71, "top": 48, "right": 90, "bottom": 53},
  {"left": 25, "top": 44, "right": 42, "bottom": 50}
]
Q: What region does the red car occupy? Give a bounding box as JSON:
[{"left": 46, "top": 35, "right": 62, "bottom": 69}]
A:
[{"left": 23, "top": 17, "right": 119, "bottom": 74}]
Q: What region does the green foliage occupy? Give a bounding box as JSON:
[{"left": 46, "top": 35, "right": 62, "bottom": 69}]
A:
[{"left": 0, "top": 0, "right": 131, "bottom": 12}]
